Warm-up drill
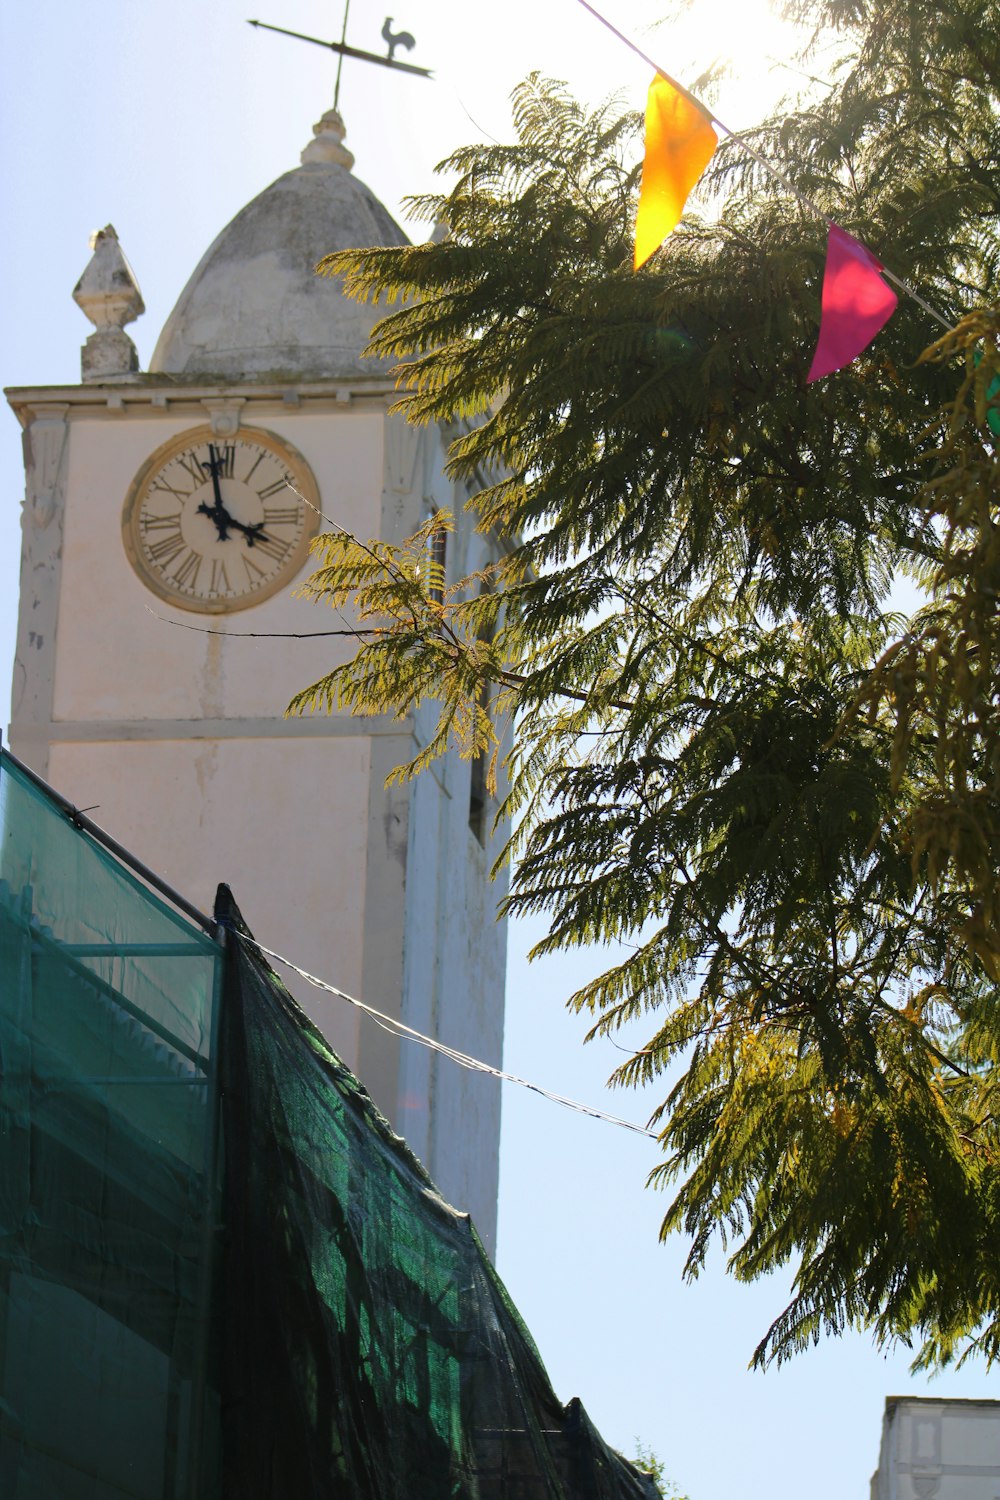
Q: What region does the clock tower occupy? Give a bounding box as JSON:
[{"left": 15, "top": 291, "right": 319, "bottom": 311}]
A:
[{"left": 5, "top": 106, "right": 508, "bottom": 1255}]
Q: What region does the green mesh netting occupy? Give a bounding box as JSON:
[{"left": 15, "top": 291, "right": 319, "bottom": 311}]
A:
[
  {"left": 0, "top": 749, "right": 655, "bottom": 1499},
  {"left": 0, "top": 751, "right": 224, "bottom": 1500},
  {"left": 216, "top": 886, "right": 657, "bottom": 1500}
]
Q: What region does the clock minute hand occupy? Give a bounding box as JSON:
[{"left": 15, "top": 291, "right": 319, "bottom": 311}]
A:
[
  {"left": 197, "top": 447, "right": 269, "bottom": 546},
  {"left": 198, "top": 445, "right": 232, "bottom": 539}
]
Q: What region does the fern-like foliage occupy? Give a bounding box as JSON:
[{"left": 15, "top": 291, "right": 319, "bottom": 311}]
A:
[
  {"left": 289, "top": 512, "right": 512, "bottom": 790},
  {"left": 298, "top": 0, "right": 1000, "bottom": 1371}
]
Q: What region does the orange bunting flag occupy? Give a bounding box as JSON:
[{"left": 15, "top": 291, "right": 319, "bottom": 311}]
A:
[{"left": 634, "top": 73, "right": 718, "bottom": 269}]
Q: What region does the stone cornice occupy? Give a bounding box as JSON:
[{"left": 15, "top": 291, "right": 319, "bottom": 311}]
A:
[
  {"left": 10, "top": 714, "right": 414, "bottom": 743},
  {"left": 4, "top": 377, "right": 399, "bottom": 428}
]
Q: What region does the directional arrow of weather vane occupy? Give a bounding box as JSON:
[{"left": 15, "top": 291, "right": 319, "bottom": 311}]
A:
[{"left": 248, "top": 14, "right": 434, "bottom": 99}]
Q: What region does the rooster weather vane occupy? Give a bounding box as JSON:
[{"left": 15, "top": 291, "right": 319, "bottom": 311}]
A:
[
  {"left": 381, "top": 17, "right": 415, "bottom": 62},
  {"left": 248, "top": 8, "right": 433, "bottom": 102}
]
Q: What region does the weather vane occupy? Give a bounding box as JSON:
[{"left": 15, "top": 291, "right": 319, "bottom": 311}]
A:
[{"left": 248, "top": 5, "right": 433, "bottom": 109}]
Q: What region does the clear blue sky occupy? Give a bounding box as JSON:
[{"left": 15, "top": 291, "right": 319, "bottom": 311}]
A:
[{"left": 1, "top": 3, "right": 993, "bottom": 1497}]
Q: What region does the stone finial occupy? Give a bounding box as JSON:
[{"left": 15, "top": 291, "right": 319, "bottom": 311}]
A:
[
  {"left": 300, "top": 108, "right": 355, "bottom": 170},
  {"left": 72, "top": 225, "right": 145, "bottom": 382}
]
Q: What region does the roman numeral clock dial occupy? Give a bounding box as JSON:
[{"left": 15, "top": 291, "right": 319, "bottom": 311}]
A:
[{"left": 122, "top": 425, "right": 320, "bottom": 612}]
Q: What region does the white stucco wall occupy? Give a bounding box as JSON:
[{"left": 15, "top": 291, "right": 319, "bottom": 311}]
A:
[
  {"left": 50, "top": 406, "right": 382, "bottom": 725},
  {"left": 871, "top": 1398, "right": 1000, "bottom": 1500},
  {"left": 397, "top": 736, "right": 507, "bottom": 1250},
  {"left": 47, "top": 735, "right": 370, "bottom": 1069},
  {"left": 8, "top": 382, "right": 508, "bottom": 1255},
  {"left": 391, "top": 434, "right": 509, "bottom": 1249}
]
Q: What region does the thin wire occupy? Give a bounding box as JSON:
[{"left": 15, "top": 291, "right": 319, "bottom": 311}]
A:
[
  {"left": 764, "top": 54, "right": 834, "bottom": 91},
  {"left": 573, "top": 0, "right": 953, "bottom": 332},
  {"left": 235, "top": 929, "right": 659, "bottom": 1140},
  {"left": 144, "top": 606, "right": 366, "bottom": 640},
  {"left": 139, "top": 472, "right": 364, "bottom": 644},
  {"left": 137, "top": 493, "right": 657, "bottom": 1138},
  {"left": 606, "top": 1035, "right": 655, "bottom": 1056},
  {"left": 142, "top": 476, "right": 409, "bottom": 649},
  {"left": 450, "top": 85, "right": 503, "bottom": 146}
]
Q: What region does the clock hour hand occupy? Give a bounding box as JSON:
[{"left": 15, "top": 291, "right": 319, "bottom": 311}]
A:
[
  {"left": 197, "top": 501, "right": 269, "bottom": 547},
  {"left": 225, "top": 516, "right": 269, "bottom": 547},
  {"left": 197, "top": 498, "right": 232, "bottom": 539}
]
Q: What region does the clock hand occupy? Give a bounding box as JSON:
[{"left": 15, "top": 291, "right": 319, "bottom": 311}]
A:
[
  {"left": 225, "top": 516, "right": 269, "bottom": 546},
  {"left": 197, "top": 501, "right": 270, "bottom": 547},
  {"left": 196, "top": 447, "right": 271, "bottom": 546},
  {"left": 198, "top": 445, "right": 232, "bottom": 539}
]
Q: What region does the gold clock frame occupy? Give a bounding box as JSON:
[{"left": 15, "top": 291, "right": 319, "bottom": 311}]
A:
[{"left": 121, "top": 424, "right": 321, "bottom": 614}]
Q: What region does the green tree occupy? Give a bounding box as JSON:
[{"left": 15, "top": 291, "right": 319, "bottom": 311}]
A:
[
  {"left": 632, "top": 1439, "right": 689, "bottom": 1500},
  {"left": 290, "top": 0, "right": 1000, "bottom": 1370}
]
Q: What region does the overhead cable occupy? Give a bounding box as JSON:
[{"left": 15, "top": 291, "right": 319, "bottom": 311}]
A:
[{"left": 235, "top": 930, "right": 660, "bottom": 1141}]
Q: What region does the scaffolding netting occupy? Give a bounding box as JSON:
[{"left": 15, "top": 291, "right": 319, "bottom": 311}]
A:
[
  {"left": 0, "top": 751, "right": 224, "bottom": 1500},
  {"left": 217, "top": 885, "right": 657, "bottom": 1500},
  {"left": 0, "top": 747, "right": 655, "bottom": 1498}
]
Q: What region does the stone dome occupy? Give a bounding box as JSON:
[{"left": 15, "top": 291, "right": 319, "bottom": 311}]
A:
[{"left": 149, "top": 110, "right": 408, "bottom": 380}]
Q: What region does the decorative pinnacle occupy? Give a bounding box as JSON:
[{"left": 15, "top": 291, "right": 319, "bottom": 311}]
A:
[
  {"left": 301, "top": 107, "right": 355, "bottom": 169},
  {"left": 72, "top": 226, "right": 145, "bottom": 382},
  {"left": 73, "top": 225, "right": 145, "bottom": 330}
]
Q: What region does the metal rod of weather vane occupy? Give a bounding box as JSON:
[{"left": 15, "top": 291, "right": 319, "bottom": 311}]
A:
[
  {"left": 247, "top": 19, "right": 433, "bottom": 78},
  {"left": 334, "top": 0, "right": 351, "bottom": 109}
]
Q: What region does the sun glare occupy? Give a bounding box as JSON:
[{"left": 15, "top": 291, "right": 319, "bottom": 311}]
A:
[
  {"left": 648, "top": 0, "right": 816, "bottom": 127},
  {"left": 519, "top": 0, "right": 819, "bottom": 131},
  {"left": 426, "top": 0, "right": 824, "bottom": 186}
]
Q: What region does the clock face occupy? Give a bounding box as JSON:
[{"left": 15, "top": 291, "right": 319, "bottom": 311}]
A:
[{"left": 122, "top": 425, "right": 320, "bottom": 612}]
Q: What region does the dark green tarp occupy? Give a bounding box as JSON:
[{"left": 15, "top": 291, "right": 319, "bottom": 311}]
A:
[
  {"left": 0, "top": 751, "right": 223, "bottom": 1500},
  {"left": 217, "top": 885, "right": 657, "bottom": 1500},
  {"left": 0, "top": 748, "right": 656, "bottom": 1498}
]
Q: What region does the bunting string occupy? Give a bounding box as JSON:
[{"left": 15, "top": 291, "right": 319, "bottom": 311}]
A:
[
  {"left": 575, "top": 0, "right": 814, "bottom": 210},
  {"left": 574, "top": 0, "right": 954, "bottom": 365}
]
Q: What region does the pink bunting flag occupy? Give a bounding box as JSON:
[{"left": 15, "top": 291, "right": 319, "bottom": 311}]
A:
[{"left": 807, "top": 224, "right": 898, "bottom": 383}]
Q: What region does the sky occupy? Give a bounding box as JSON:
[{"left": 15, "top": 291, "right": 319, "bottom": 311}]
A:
[{"left": 1, "top": 2, "right": 995, "bottom": 1498}]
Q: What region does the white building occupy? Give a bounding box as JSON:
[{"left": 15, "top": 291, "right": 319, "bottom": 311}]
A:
[
  {"left": 871, "top": 1397, "right": 1000, "bottom": 1500},
  {"left": 5, "top": 103, "right": 508, "bottom": 1254}
]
